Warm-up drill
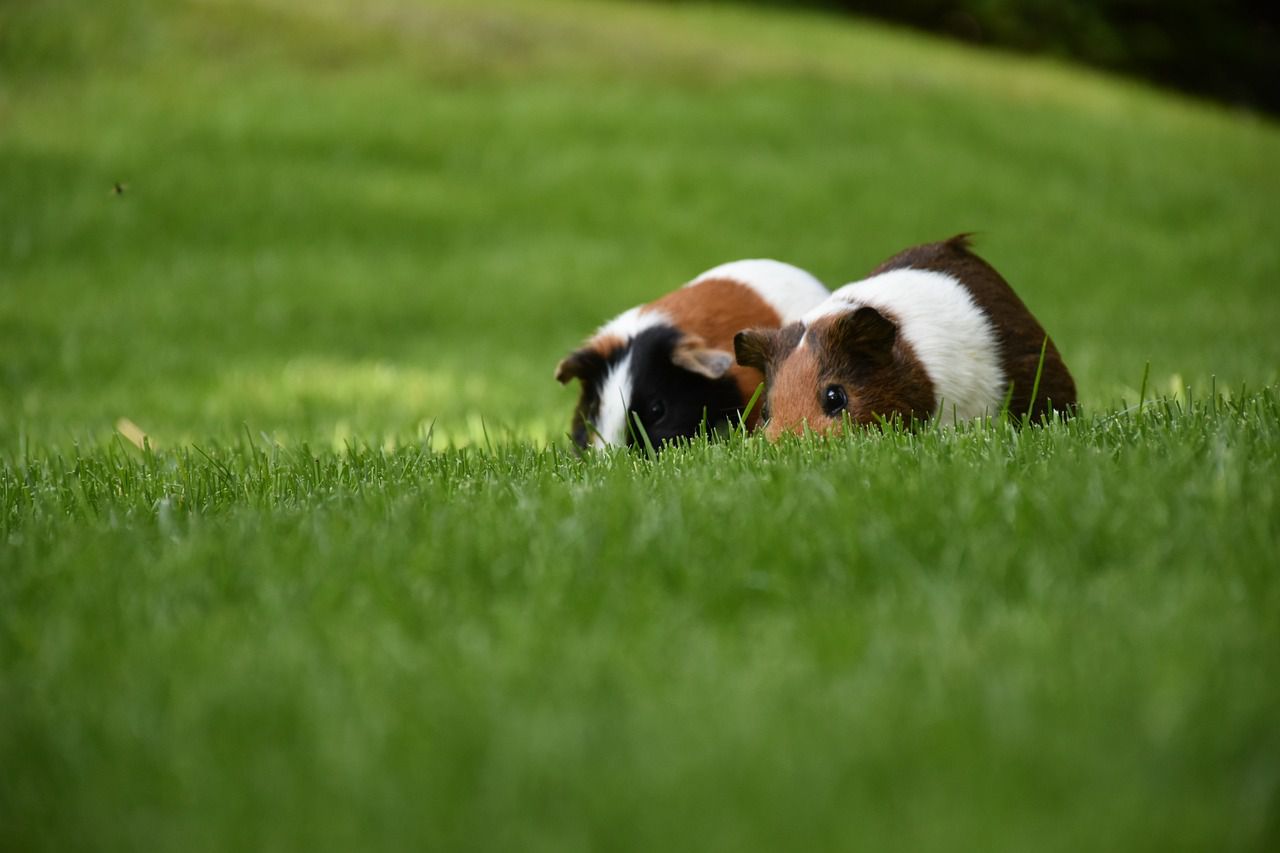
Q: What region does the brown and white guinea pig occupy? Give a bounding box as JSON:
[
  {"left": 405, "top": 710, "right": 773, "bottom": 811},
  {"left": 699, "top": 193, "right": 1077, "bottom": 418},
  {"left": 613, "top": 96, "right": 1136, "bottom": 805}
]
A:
[
  {"left": 556, "top": 260, "right": 830, "bottom": 450},
  {"left": 734, "top": 235, "right": 1076, "bottom": 439}
]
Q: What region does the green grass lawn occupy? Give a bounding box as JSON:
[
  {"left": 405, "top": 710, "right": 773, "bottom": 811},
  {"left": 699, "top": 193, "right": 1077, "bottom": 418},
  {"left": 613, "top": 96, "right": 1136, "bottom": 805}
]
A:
[{"left": 2, "top": 1, "right": 1279, "bottom": 850}]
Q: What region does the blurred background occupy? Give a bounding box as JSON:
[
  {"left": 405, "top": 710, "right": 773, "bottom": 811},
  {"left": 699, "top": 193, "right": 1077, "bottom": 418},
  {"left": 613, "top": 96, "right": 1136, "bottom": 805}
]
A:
[
  {"left": 2, "top": 0, "right": 1278, "bottom": 448},
  {"left": 754, "top": 0, "right": 1280, "bottom": 113}
]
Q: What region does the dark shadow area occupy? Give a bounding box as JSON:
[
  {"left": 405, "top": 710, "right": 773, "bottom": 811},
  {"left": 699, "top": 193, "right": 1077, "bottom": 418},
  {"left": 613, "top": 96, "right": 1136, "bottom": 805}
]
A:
[{"left": 729, "top": 0, "right": 1280, "bottom": 114}]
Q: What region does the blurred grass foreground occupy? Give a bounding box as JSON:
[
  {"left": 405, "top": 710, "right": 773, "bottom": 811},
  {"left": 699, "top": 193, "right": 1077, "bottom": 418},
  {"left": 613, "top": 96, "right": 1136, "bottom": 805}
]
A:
[{"left": 1, "top": 2, "right": 1279, "bottom": 852}]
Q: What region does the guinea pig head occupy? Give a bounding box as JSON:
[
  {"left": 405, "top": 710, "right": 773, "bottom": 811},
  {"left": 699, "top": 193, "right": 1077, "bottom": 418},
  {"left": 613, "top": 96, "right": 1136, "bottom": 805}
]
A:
[
  {"left": 557, "top": 326, "right": 742, "bottom": 450},
  {"left": 734, "top": 307, "right": 935, "bottom": 440}
]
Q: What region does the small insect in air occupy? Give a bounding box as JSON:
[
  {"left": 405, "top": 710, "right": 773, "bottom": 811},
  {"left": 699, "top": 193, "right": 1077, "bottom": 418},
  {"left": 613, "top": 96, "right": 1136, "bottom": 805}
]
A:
[{"left": 111, "top": 181, "right": 129, "bottom": 196}]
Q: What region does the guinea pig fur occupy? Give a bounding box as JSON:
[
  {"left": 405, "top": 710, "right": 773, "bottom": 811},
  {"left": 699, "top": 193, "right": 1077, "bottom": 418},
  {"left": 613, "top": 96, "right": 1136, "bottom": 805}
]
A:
[
  {"left": 556, "top": 260, "right": 830, "bottom": 450},
  {"left": 734, "top": 235, "right": 1076, "bottom": 439}
]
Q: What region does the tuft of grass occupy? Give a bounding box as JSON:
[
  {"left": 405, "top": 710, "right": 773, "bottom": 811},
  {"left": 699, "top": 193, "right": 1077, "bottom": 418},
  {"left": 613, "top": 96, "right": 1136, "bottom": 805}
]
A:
[
  {"left": 1023, "top": 334, "right": 1050, "bottom": 424},
  {"left": 737, "top": 380, "right": 766, "bottom": 432},
  {"left": 629, "top": 410, "right": 658, "bottom": 460}
]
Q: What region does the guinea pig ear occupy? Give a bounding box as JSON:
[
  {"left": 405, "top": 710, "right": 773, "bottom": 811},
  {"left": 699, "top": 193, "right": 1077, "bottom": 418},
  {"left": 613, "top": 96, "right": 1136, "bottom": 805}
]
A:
[
  {"left": 828, "top": 306, "right": 897, "bottom": 369},
  {"left": 734, "top": 328, "right": 782, "bottom": 374},
  {"left": 554, "top": 347, "right": 605, "bottom": 385},
  {"left": 671, "top": 335, "right": 734, "bottom": 380}
]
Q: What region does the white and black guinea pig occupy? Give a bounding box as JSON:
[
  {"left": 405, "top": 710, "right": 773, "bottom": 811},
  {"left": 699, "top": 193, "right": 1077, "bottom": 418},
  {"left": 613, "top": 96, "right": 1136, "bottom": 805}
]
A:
[
  {"left": 556, "top": 260, "right": 830, "bottom": 450},
  {"left": 734, "top": 235, "right": 1076, "bottom": 439}
]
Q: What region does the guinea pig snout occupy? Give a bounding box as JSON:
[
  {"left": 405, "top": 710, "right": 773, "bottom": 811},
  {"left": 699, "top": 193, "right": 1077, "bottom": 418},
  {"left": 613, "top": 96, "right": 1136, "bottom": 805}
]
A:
[
  {"left": 759, "top": 347, "right": 827, "bottom": 441},
  {"left": 763, "top": 417, "right": 792, "bottom": 442}
]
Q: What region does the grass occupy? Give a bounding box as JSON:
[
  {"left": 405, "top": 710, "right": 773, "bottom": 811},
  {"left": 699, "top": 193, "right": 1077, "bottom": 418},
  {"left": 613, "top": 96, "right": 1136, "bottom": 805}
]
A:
[
  {"left": 4, "top": 397, "right": 1279, "bottom": 851},
  {"left": 2, "top": 0, "right": 1279, "bottom": 850}
]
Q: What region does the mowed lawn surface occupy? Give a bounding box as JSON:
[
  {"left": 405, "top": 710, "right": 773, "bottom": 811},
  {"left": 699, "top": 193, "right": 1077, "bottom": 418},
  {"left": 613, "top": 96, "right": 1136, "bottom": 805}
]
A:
[{"left": 2, "top": 1, "right": 1279, "bottom": 851}]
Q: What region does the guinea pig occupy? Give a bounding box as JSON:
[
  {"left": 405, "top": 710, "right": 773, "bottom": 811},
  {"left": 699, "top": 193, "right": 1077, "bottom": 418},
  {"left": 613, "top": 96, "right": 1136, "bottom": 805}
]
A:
[
  {"left": 733, "top": 235, "right": 1076, "bottom": 439},
  {"left": 556, "top": 260, "right": 830, "bottom": 450}
]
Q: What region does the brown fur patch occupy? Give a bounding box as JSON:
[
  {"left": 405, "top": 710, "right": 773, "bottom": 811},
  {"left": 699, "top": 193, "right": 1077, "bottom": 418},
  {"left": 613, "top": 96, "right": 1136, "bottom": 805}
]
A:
[
  {"left": 647, "top": 278, "right": 782, "bottom": 351},
  {"left": 647, "top": 278, "right": 783, "bottom": 428},
  {"left": 812, "top": 312, "right": 936, "bottom": 426},
  {"left": 763, "top": 313, "right": 937, "bottom": 439},
  {"left": 873, "top": 235, "right": 1076, "bottom": 418},
  {"left": 589, "top": 334, "right": 625, "bottom": 360}
]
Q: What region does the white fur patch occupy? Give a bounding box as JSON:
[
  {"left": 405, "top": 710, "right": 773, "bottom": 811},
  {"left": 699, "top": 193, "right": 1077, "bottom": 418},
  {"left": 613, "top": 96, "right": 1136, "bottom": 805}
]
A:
[
  {"left": 805, "top": 268, "right": 1005, "bottom": 421},
  {"left": 584, "top": 308, "right": 674, "bottom": 450},
  {"left": 597, "top": 306, "right": 671, "bottom": 341},
  {"left": 592, "top": 351, "right": 634, "bottom": 449},
  {"left": 691, "top": 259, "right": 829, "bottom": 323}
]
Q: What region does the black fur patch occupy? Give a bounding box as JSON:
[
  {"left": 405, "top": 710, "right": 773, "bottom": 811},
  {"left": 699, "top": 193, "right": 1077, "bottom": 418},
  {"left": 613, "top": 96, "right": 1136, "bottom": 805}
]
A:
[
  {"left": 573, "top": 325, "right": 743, "bottom": 451},
  {"left": 623, "top": 326, "right": 743, "bottom": 449}
]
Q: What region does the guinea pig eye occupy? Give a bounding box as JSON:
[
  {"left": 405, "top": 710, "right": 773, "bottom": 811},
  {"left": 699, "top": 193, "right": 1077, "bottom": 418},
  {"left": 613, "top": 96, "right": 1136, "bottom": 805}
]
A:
[
  {"left": 821, "top": 385, "right": 848, "bottom": 417},
  {"left": 647, "top": 399, "right": 666, "bottom": 421}
]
